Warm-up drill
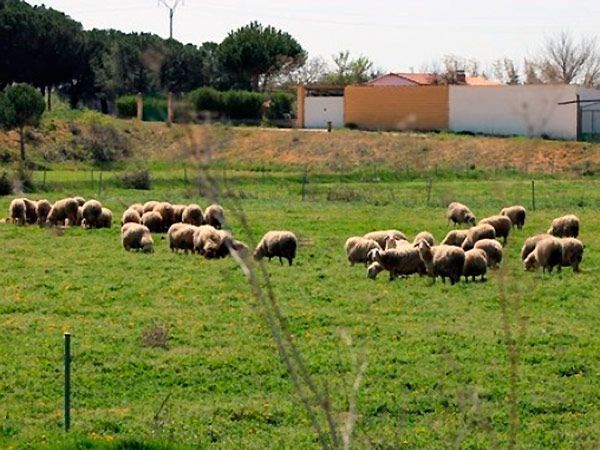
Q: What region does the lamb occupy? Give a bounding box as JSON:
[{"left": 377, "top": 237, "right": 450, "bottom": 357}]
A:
[
  {"left": 254, "top": 231, "right": 298, "bottom": 266},
  {"left": 153, "top": 202, "right": 174, "bottom": 230},
  {"left": 363, "top": 230, "right": 408, "bottom": 248},
  {"left": 520, "top": 234, "right": 553, "bottom": 261},
  {"left": 371, "top": 247, "right": 427, "bottom": 281},
  {"left": 204, "top": 204, "right": 225, "bottom": 229},
  {"left": 474, "top": 239, "right": 503, "bottom": 268},
  {"left": 523, "top": 237, "right": 563, "bottom": 273},
  {"left": 167, "top": 223, "right": 198, "bottom": 254},
  {"left": 446, "top": 202, "right": 476, "bottom": 227},
  {"left": 82, "top": 200, "right": 103, "bottom": 228},
  {"left": 367, "top": 262, "right": 384, "bottom": 279},
  {"left": 461, "top": 224, "right": 496, "bottom": 251},
  {"left": 344, "top": 237, "right": 382, "bottom": 266},
  {"left": 121, "top": 223, "right": 154, "bottom": 253},
  {"left": 440, "top": 229, "right": 468, "bottom": 247},
  {"left": 413, "top": 231, "right": 435, "bottom": 247},
  {"left": 547, "top": 214, "right": 580, "bottom": 238},
  {"left": 22, "top": 198, "right": 38, "bottom": 224},
  {"left": 129, "top": 203, "right": 145, "bottom": 216},
  {"left": 500, "top": 205, "right": 527, "bottom": 229},
  {"left": 172, "top": 204, "right": 186, "bottom": 224},
  {"left": 35, "top": 199, "right": 52, "bottom": 226},
  {"left": 192, "top": 224, "right": 224, "bottom": 258},
  {"left": 141, "top": 211, "right": 163, "bottom": 233},
  {"left": 143, "top": 201, "right": 159, "bottom": 213},
  {"left": 478, "top": 215, "right": 512, "bottom": 245},
  {"left": 559, "top": 238, "right": 584, "bottom": 272},
  {"left": 46, "top": 198, "right": 79, "bottom": 226},
  {"left": 73, "top": 196, "right": 86, "bottom": 207},
  {"left": 9, "top": 199, "right": 26, "bottom": 225},
  {"left": 121, "top": 208, "right": 141, "bottom": 226},
  {"left": 418, "top": 241, "right": 466, "bottom": 285},
  {"left": 96, "top": 208, "right": 112, "bottom": 228},
  {"left": 463, "top": 248, "right": 488, "bottom": 282},
  {"left": 182, "top": 204, "right": 204, "bottom": 226}
]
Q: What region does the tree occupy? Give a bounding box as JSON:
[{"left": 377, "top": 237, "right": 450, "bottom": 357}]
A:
[
  {"left": 493, "top": 58, "right": 520, "bottom": 85},
  {"left": 323, "top": 51, "right": 377, "bottom": 85},
  {"left": 271, "top": 56, "right": 330, "bottom": 88},
  {"left": 160, "top": 41, "right": 205, "bottom": 93},
  {"left": 0, "top": 84, "right": 45, "bottom": 161},
  {"left": 218, "top": 22, "right": 306, "bottom": 91}
]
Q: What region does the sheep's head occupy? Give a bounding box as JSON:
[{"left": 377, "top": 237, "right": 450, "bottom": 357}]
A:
[
  {"left": 367, "top": 248, "right": 381, "bottom": 264},
  {"left": 367, "top": 262, "right": 383, "bottom": 279},
  {"left": 466, "top": 214, "right": 476, "bottom": 226},
  {"left": 203, "top": 240, "right": 221, "bottom": 259},
  {"left": 253, "top": 245, "right": 265, "bottom": 261},
  {"left": 523, "top": 253, "right": 537, "bottom": 271}
]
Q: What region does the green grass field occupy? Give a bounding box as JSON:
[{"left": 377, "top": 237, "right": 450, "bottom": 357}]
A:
[{"left": 0, "top": 168, "right": 599, "bottom": 449}]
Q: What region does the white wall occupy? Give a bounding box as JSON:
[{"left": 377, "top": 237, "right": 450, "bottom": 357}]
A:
[
  {"left": 304, "top": 97, "right": 344, "bottom": 128},
  {"left": 450, "top": 85, "right": 579, "bottom": 139}
]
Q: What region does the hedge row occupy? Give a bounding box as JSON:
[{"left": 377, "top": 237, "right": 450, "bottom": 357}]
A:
[{"left": 116, "top": 96, "right": 167, "bottom": 121}]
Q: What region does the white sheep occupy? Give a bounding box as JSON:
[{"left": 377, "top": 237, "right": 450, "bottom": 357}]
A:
[
  {"left": 520, "top": 234, "right": 553, "bottom": 261},
  {"left": 141, "top": 211, "right": 163, "bottom": 233},
  {"left": 121, "top": 208, "right": 141, "bottom": 226},
  {"left": 193, "top": 224, "right": 223, "bottom": 258},
  {"left": 474, "top": 239, "right": 503, "bottom": 268},
  {"left": 46, "top": 198, "right": 79, "bottom": 226},
  {"left": 143, "top": 201, "right": 159, "bottom": 213},
  {"left": 418, "top": 241, "right": 466, "bottom": 285},
  {"left": 167, "top": 223, "right": 198, "bottom": 254},
  {"left": 172, "top": 204, "right": 186, "bottom": 223},
  {"left": 82, "top": 200, "right": 103, "bottom": 228},
  {"left": 96, "top": 208, "right": 112, "bottom": 229},
  {"left": 367, "top": 262, "right": 384, "bottom": 279},
  {"left": 547, "top": 214, "right": 580, "bottom": 238},
  {"left": 559, "top": 237, "right": 584, "bottom": 272},
  {"left": 413, "top": 231, "right": 435, "bottom": 247},
  {"left": 35, "top": 199, "right": 52, "bottom": 226},
  {"left": 523, "top": 237, "right": 563, "bottom": 274},
  {"left": 478, "top": 215, "right": 512, "bottom": 245},
  {"left": 344, "top": 237, "right": 381, "bottom": 266},
  {"left": 182, "top": 204, "right": 204, "bottom": 226},
  {"left": 121, "top": 223, "right": 154, "bottom": 253},
  {"left": 446, "top": 202, "right": 476, "bottom": 227},
  {"left": 204, "top": 204, "right": 225, "bottom": 229},
  {"left": 461, "top": 224, "right": 496, "bottom": 251},
  {"left": 371, "top": 247, "right": 427, "bottom": 281},
  {"left": 9, "top": 199, "right": 26, "bottom": 225},
  {"left": 363, "top": 230, "right": 408, "bottom": 248},
  {"left": 440, "top": 229, "right": 468, "bottom": 247},
  {"left": 463, "top": 248, "right": 488, "bottom": 282},
  {"left": 153, "top": 202, "right": 174, "bottom": 231},
  {"left": 254, "top": 231, "right": 298, "bottom": 266},
  {"left": 500, "top": 205, "right": 526, "bottom": 229}
]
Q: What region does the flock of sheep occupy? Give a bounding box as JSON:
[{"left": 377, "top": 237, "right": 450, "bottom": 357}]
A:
[
  {"left": 344, "top": 202, "right": 584, "bottom": 284},
  {"left": 6, "top": 197, "right": 584, "bottom": 283},
  {"left": 6, "top": 196, "right": 298, "bottom": 266}
]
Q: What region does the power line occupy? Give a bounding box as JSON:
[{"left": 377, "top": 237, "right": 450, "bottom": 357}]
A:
[{"left": 157, "top": 0, "right": 184, "bottom": 39}]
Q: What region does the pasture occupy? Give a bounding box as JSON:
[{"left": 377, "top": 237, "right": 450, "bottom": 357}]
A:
[{"left": 0, "top": 168, "right": 599, "bottom": 449}]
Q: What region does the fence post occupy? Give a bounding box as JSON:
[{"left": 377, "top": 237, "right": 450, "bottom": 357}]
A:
[
  {"left": 136, "top": 92, "right": 144, "bottom": 121},
  {"left": 167, "top": 91, "right": 173, "bottom": 127},
  {"left": 426, "top": 179, "right": 432, "bottom": 206},
  {"left": 64, "top": 332, "right": 71, "bottom": 432},
  {"left": 301, "top": 167, "right": 308, "bottom": 201},
  {"left": 531, "top": 179, "right": 536, "bottom": 211}
]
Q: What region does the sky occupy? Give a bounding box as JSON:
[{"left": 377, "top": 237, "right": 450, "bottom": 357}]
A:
[{"left": 28, "top": 0, "right": 600, "bottom": 74}]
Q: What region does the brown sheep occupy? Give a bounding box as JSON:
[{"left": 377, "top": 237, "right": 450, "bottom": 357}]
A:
[
  {"left": 254, "top": 231, "right": 298, "bottom": 266},
  {"left": 153, "top": 202, "right": 174, "bottom": 231},
  {"left": 182, "top": 204, "right": 204, "bottom": 226},
  {"left": 141, "top": 211, "right": 163, "bottom": 233},
  {"left": 479, "top": 215, "right": 512, "bottom": 245},
  {"left": 9, "top": 199, "right": 26, "bottom": 225},
  {"left": 82, "top": 200, "right": 103, "bottom": 228},
  {"left": 520, "top": 234, "right": 553, "bottom": 261},
  {"left": 143, "top": 201, "right": 159, "bottom": 213},
  {"left": 371, "top": 247, "right": 427, "bottom": 281},
  {"left": 440, "top": 229, "right": 468, "bottom": 247},
  {"left": 418, "top": 242, "right": 466, "bottom": 285},
  {"left": 73, "top": 196, "right": 86, "bottom": 207},
  {"left": 559, "top": 238, "right": 584, "bottom": 272},
  {"left": 461, "top": 224, "right": 496, "bottom": 251},
  {"left": 22, "top": 198, "right": 38, "bottom": 224},
  {"left": 523, "top": 237, "right": 563, "bottom": 274},
  {"left": 344, "top": 237, "right": 381, "bottom": 266},
  {"left": 446, "top": 202, "right": 476, "bottom": 227},
  {"left": 413, "top": 231, "right": 435, "bottom": 247},
  {"left": 547, "top": 214, "right": 580, "bottom": 238},
  {"left": 121, "top": 208, "right": 141, "bottom": 226},
  {"left": 500, "top": 205, "right": 526, "bottom": 229},
  {"left": 463, "top": 248, "right": 488, "bottom": 282},
  {"left": 121, "top": 223, "right": 154, "bottom": 253},
  {"left": 193, "top": 224, "right": 223, "bottom": 258},
  {"left": 96, "top": 208, "right": 112, "bottom": 229},
  {"left": 474, "top": 239, "right": 503, "bottom": 268},
  {"left": 46, "top": 198, "right": 79, "bottom": 226},
  {"left": 204, "top": 204, "right": 225, "bottom": 229},
  {"left": 167, "top": 223, "right": 197, "bottom": 254},
  {"left": 172, "top": 204, "right": 186, "bottom": 223},
  {"left": 35, "top": 199, "right": 52, "bottom": 226},
  {"left": 129, "top": 203, "right": 145, "bottom": 216},
  {"left": 363, "top": 230, "right": 408, "bottom": 248}
]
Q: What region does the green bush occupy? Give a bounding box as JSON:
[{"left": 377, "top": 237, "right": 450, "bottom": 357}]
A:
[
  {"left": 0, "top": 171, "right": 12, "bottom": 195},
  {"left": 188, "top": 87, "right": 223, "bottom": 113},
  {"left": 267, "top": 92, "right": 295, "bottom": 120},
  {"left": 117, "top": 168, "right": 151, "bottom": 190},
  {"left": 115, "top": 95, "right": 137, "bottom": 118},
  {"left": 222, "top": 90, "right": 265, "bottom": 119},
  {"left": 116, "top": 96, "right": 167, "bottom": 122}
]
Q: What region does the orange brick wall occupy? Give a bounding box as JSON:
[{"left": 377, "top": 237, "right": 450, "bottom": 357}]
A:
[{"left": 344, "top": 85, "right": 449, "bottom": 131}]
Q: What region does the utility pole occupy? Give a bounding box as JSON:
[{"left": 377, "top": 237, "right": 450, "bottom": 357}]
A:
[{"left": 157, "top": 0, "right": 183, "bottom": 39}]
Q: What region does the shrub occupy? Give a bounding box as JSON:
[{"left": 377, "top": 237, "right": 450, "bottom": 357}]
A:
[
  {"left": 116, "top": 95, "right": 167, "bottom": 121},
  {"left": 116, "top": 95, "right": 137, "bottom": 118},
  {"left": 117, "top": 168, "right": 151, "bottom": 190},
  {"left": 267, "top": 92, "right": 295, "bottom": 120},
  {"left": 188, "top": 87, "right": 223, "bottom": 113},
  {"left": 222, "top": 90, "right": 265, "bottom": 119},
  {"left": 0, "top": 171, "right": 12, "bottom": 195},
  {"left": 80, "top": 124, "right": 131, "bottom": 163}
]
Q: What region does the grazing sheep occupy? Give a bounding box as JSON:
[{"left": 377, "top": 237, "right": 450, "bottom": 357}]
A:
[
  {"left": 46, "top": 198, "right": 79, "bottom": 226},
  {"left": 35, "top": 199, "right": 52, "bottom": 226},
  {"left": 141, "top": 211, "right": 163, "bottom": 233},
  {"left": 22, "top": 198, "right": 37, "bottom": 224},
  {"left": 520, "top": 234, "right": 553, "bottom": 261},
  {"left": 121, "top": 223, "right": 154, "bottom": 253},
  {"left": 547, "top": 214, "right": 580, "bottom": 238},
  {"left": 523, "top": 237, "right": 563, "bottom": 273},
  {"left": 73, "top": 196, "right": 86, "bottom": 207},
  {"left": 371, "top": 247, "right": 427, "bottom": 281},
  {"left": 344, "top": 237, "right": 381, "bottom": 266},
  {"left": 96, "top": 208, "right": 112, "bottom": 228},
  {"left": 254, "top": 231, "right": 298, "bottom": 266},
  {"left": 153, "top": 202, "right": 174, "bottom": 231},
  {"left": 82, "top": 200, "right": 103, "bottom": 228},
  {"left": 447, "top": 202, "right": 476, "bottom": 227},
  {"left": 463, "top": 249, "right": 488, "bottom": 282},
  {"left": 559, "top": 238, "right": 584, "bottom": 272},
  {"left": 363, "top": 230, "right": 408, "bottom": 248},
  {"left": 461, "top": 224, "right": 496, "bottom": 251},
  {"left": 367, "top": 262, "right": 384, "bottom": 279},
  {"left": 384, "top": 235, "right": 412, "bottom": 250},
  {"left": 129, "top": 203, "right": 145, "bottom": 216},
  {"left": 418, "top": 241, "right": 466, "bottom": 285},
  {"left": 121, "top": 208, "right": 141, "bottom": 226},
  {"left": 172, "top": 204, "right": 186, "bottom": 223},
  {"left": 500, "top": 205, "right": 527, "bottom": 230},
  {"left": 143, "top": 201, "right": 159, "bottom": 213},
  {"left": 182, "top": 204, "right": 204, "bottom": 226},
  {"left": 441, "top": 229, "right": 468, "bottom": 247},
  {"left": 479, "top": 215, "right": 511, "bottom": 245},
  {"left": 9, "top": 199, "right": 26, "bottom": 225},
  {"left": 204, "top": 204, "right": 225, "bottom": 229},
  {"left": 474, "top": 239, "right": 503, "bottom": 268},
  {"left": 167, "top": 223, "right": 198, "bottom": 254},
  {"left": 413, "top": 231, "right": 435, "bottom": 247},
  {"left": 212, "top": 230, "right": 250, "bottom": 260},
  {"left": 193, "top": 224, "right": 223, "bottom": 258}
]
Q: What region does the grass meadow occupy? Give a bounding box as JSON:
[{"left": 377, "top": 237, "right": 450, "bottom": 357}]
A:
[{"left": 0, "top": 168, "right": 599, "bottom": 449}]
